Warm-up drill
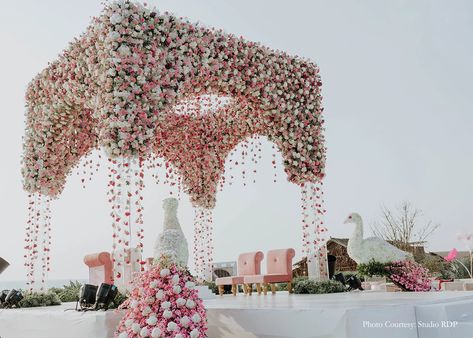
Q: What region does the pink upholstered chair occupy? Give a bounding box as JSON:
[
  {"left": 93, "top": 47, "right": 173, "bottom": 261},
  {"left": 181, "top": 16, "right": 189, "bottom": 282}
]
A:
[
  {"left": 215, "top": 251, "right": 264, "bottom": 296},
  {"left": 244, "top": 248, "right": 295, "bottom": 295},
  {"left": 83, "top": 252, "right": 113, "bottom": 286}
]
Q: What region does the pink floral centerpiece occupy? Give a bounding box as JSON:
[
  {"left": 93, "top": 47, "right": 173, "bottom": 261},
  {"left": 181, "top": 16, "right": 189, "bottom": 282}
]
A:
[
  {"left": 116, "top": 258, "right": 207, "bottom": 338},
  {"left": 385, "top": 260, "right": 432, "bottom": 292}
]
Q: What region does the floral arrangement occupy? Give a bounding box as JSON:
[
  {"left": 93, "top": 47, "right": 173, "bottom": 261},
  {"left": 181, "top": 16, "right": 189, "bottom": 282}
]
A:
[
  {"left": 357, "top": 259, "right": 432, "bottom": 292},
  {"left": 385, "top": 260, "right": 432, "bottom": 292},
  {"left": 22, "top": 0, "right": 327, "bottom": 286},
  {"left": 116, "top": 260, "right": 207, "bottom": 338}
]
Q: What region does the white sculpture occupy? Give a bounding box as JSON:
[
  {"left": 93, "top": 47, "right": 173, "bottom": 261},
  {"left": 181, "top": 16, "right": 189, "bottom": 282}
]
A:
[
  {"left": 154, "top": 198, "right": 189, "bottom": 267},
  {"left": 344, "top": 212, "right": 412, "bottom": 264}
]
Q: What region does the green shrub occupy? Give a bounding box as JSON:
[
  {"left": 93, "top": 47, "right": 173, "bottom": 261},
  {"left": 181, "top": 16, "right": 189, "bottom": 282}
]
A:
[
  {"left": 419, "top": 255, "right": 453, "bottom": 279},
  {"left": 451, "top": 256, "right": 473, "bottom": 279},
  {"left": 50, "top": 280, "right": 82, "bottom": 302},
  {"left": 109, "top": 290, "right": 128, "bottom": 309},
  {"left": 19, "top": 291, "right": 61, "bottom": 308},
  {"left": 293, "top": 278, "right": 346, "bottom": 294},
  {"left": 357, "top": 260, "right": 390, "bottom": 277}
]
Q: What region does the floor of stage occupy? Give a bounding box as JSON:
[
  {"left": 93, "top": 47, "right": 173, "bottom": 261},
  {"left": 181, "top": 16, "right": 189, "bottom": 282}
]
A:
[{"left": 1, "top": 291, "right": 473, "bottom": 338}]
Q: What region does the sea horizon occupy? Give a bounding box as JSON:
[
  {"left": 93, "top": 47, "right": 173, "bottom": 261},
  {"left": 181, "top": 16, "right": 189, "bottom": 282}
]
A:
[{"left": 0, "top": 279, "right": 88, "bottom": 290}]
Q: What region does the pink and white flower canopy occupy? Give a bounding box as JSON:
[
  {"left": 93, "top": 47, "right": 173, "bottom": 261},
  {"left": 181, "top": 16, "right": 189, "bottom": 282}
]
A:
[{"left": 22, "top": 0, "right": 326, "bottom": 209}]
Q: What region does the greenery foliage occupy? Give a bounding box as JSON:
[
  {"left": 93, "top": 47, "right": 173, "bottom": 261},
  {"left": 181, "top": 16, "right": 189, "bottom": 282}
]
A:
[
  {"left": 50, "top": 280, "right": 82, "bottom": 302},
  {"left": 450, "top": 256, "right": 473, "bottom": 279},
  {"left": 19, "top": 291, "right": 61, "bottom": 308},
  {"left": 418, "top": 255, "right": 454, "bottom": 279},
  {"left": 357, "top": 260, "right": 390, "bottom": 277},
  {"left": 109, "top": 290, "right": 129, "bottom": 309},
  {"left": 293, "top": 277, "right": 346, "bottom": 294}
]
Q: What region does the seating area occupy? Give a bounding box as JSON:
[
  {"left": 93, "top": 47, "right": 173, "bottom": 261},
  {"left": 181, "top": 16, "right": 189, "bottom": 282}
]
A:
[{"left": 215, "top": 248, "right": 295, "bottom": 296}]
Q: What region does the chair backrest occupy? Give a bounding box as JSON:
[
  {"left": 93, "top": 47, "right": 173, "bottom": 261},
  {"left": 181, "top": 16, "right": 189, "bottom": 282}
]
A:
[
  {"left": 237, "top": 251, "right": 264, "bottom": 276},
  {"left": 266, "top": 248, "right": 295, "bottom": 276},
  {"left": 83, "top": 252, "right": 113, "bottom": 285}
]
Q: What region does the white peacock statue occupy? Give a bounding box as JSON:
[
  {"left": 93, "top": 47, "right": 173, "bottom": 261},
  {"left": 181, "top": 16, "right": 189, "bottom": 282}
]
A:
[
  {"left": 153, "top": 197, "right": 189, "bottom": 266},
  {"left": 344, "top": 212, "right": 412, "bottom": 264}
]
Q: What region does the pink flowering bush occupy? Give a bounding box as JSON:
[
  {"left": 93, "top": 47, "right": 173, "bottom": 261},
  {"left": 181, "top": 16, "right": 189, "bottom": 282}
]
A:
[
  {"left": 22, "top": 0, "right": 325, "bottom": 209},
  {"left": 386, "top": 260, "right": 432, "bottom": 292},
  {"left": 116, "top": 261, "right": 207, "bottom": 338}
]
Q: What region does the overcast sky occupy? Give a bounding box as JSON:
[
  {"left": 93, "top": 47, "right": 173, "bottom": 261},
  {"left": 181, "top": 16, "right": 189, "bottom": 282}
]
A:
[{"left": 0, "top": 0, "right": 472, "bottom": 282}]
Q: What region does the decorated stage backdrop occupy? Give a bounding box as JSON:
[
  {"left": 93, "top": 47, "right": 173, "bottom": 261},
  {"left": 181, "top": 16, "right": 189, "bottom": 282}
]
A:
[{"left": 21, "top": 0, "right": 328, "bottom": 287}]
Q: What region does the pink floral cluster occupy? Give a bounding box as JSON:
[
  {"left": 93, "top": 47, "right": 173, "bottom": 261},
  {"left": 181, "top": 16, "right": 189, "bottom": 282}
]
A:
[
  {"left": 22, "top": 0, "right": 325, "bottom": 209},
  {"left": 386, "top": 260, "right": 432, "bottom": 292},
  {"left": 117, "top": 263, "right": 207, "bottom": 338}
]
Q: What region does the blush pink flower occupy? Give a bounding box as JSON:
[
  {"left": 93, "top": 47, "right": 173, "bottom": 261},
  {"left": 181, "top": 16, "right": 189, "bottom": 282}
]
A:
[{"left": 444, "top": 248, "right": 458, "bottom": 262}]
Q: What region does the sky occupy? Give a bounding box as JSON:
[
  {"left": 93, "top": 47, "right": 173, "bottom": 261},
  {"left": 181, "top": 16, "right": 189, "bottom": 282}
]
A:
[{"left": 0, "top": 0, "right": 472, "bottom": 282}]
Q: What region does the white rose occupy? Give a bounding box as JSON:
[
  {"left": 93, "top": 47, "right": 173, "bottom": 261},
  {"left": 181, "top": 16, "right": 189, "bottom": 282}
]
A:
[
  {"left": 108, "top": 31, "right": 120, "bottom": 41},
  {"left": 185, "top": 281, "right": 195, "bottom": 289},
  {"left": 179, "top": 316, "right": 190, "bottom": 327},
  {"left": 160, "top": 269, "right": 170, "bottom": 277},
  {"left": 190, "top": 329, "right": 200, "bottom": 338},
  {"left": 167, "top": 321, "right": 178, "bottom": 332},
  {"left": 175, "top": 335, "right": 183, "bottom": 338},
  {"left": 151, "top": 327, "right": 162, "bottom": 337},
  {"left": 130, "top": 300, "right": 139, "bottom": 308},
  {"left": 140, "top": 327, "right": 149, "bottom": 337},
  {"left": 146, "top": 315, "right": 157, "bottom": 326},
  {"left": 118, "top": 332, "right": 128, "bottom": 338},
  {"left": 110, "top": 13, "right": 123, "bottom": 25},
  {"left": 132, "top": 323, "right": 141, "bottom": 333},
  {"left": 176, "top": 298, "right": 186, "bottom": 307},
  {"left": 125, "top": 319, "right": 134, "bottom": 328},
  {"left": 117, "top": 45, "right": 131, "bottom": 56},
  {"left": 142, "top": 306, "right": 151, "bottom": 316},
  {"left": 149, "top": 280, "right": 158, "bottom": 289},
  {"left": 186, "top": 299, "right": 195, "bottom": 309},
  {"left": 173, "top": 285, "right": 181, "bottom": 294},
  {"left": 155, "top": 290, "right": 164, "bottom": 300},
  {"left": 163, "top": 310, "right": 172, "bottom": 319},
  {"left": 171, "top": 275, "right": 180, "bottom": 285},
  {"left": 161, "top": 301, "right": 171, "bottom": 309},
  {"left": 192, "top": 313, "right": 201, "bottom": 323}
]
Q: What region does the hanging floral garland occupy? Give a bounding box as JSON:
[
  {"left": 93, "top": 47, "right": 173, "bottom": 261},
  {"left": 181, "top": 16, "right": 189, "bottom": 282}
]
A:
[{"left": 22, "top": 0, "right": 326, "bottom": 283}]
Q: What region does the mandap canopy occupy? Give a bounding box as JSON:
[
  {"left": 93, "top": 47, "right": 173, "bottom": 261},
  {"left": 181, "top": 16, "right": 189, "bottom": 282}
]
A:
[{"left": 22, "top": 1, "right": 328, "bottom": 287}]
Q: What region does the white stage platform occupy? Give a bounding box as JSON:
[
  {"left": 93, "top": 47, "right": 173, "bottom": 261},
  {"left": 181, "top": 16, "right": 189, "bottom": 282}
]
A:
[{"left": 1, "top": 291, "right": 473, "bottom": 338}]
